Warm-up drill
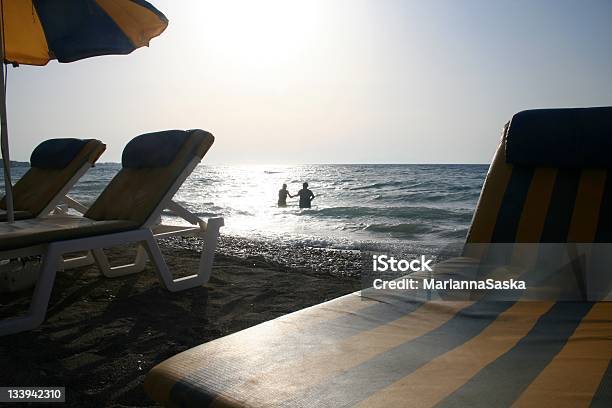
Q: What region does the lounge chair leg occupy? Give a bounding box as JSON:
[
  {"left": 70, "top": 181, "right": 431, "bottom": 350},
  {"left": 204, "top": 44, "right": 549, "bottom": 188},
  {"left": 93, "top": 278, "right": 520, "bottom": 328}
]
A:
[
  {"left": 0, "top": 246, "right": 60, "bottom": 336},
  {"left": 61, "top": 251, "right": 95, "bottom": 270},
  {"left": 92, "top": 246, "right": 148, "bottom": 278},
  {"left": 197, "top": 217, "right": 224, "bottom": 284},
  {"left": 141, "top": 235, "right": 175, "bottom": 291},
  {"left": 92, "top": 248, "right": 112, "bottom": 277},
  {"left": 142, "top": 217, "right": 223, "bottom": 292}
]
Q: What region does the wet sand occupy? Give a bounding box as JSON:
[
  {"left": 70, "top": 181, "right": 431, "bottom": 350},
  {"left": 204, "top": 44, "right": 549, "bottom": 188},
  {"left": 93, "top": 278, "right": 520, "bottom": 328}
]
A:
[{"left": 0, "top": 236, "right": 360, "bottom": 407}]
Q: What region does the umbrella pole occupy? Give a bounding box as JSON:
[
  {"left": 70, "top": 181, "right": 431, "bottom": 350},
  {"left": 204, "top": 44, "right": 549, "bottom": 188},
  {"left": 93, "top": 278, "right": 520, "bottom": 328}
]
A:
[{"left": 0, "top": 19, "right": 14, "bottom": 223}]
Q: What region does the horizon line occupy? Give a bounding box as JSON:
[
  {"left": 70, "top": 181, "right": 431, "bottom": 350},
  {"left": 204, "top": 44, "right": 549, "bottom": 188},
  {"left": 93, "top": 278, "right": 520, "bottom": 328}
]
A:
[{"left": 2, "top": 159, "right": 490, "bottom": 166}]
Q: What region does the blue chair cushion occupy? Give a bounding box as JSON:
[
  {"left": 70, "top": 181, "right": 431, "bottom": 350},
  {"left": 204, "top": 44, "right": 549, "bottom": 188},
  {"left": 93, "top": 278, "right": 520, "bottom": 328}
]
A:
[
  {"left": 30, "top": 138, "right": 92, "bottom": 169},
  {"left": 122, "top": 130, "right": 194, "bottom": 169},
  {"left": 506, "top": 106, "right": 612, "bottom": 168}
]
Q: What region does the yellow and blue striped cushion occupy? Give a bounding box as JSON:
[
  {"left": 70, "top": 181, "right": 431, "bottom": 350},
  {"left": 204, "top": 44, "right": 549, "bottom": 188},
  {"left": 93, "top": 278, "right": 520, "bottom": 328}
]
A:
[
  {"left": 467, "top": 136, "right": 611, "bottom": 244},
  {"left": 144, "top": 294, "right": 611, "bottom": 407}
]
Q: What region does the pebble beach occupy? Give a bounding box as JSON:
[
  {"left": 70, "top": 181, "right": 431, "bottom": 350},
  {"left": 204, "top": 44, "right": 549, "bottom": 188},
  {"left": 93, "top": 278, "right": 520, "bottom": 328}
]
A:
[{"left": 0, "top": 236, "right": 360, "bottom": 407}]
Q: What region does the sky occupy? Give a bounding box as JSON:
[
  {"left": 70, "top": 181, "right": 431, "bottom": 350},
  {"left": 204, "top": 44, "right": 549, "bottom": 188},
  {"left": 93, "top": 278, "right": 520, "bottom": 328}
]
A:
[{"left": 5, "top": 0, "right": 612, "bottom": 164}]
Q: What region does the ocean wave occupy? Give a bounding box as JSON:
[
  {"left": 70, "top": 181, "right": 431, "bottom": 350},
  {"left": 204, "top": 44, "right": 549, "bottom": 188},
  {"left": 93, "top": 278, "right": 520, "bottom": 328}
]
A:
[
  {"left": 193, "top": 211, "right": 220, "bottom": 218},
  {"left": 365, "top": 223, "right": 434, "bottom": 237},
  {"left": 300, "top": 206, "right": 473, "bottom": 222},
  {"left": 446, "top": 184, "right": 479, "bottom": 191},
  {"left": 349, "top": 181, "right": 406, "bottom": 190},
  {"left": 195, "top": 207, "right": 252, "bottom": 216},
  {"left": 437, "top": 228, "right": 469, "bottom": 239},
  {"left": 233, "top": 209, "right": 255, "bottom": 216},
  {"left": 376, "top": 192, "right": 480, "bottom": 203}
]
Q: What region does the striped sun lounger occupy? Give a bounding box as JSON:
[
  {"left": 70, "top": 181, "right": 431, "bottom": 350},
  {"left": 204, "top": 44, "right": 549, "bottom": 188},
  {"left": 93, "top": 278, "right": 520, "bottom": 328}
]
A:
[{"left": 145, "top": 107, "right": 612, "bottom": 407}]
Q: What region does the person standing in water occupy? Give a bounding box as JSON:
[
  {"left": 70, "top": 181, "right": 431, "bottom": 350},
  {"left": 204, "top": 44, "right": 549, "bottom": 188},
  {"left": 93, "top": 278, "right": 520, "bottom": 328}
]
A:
[
  {"left": 297, "top": 182, "right": 316, "bottom": 208},
  {"left": 278, "top": 184, "right": 293, "bottom": 207}
]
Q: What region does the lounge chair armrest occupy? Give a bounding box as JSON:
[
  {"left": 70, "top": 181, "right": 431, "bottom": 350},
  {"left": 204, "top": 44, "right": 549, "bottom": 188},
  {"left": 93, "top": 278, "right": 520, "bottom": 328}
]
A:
[
  {"left": 166, "top": 200, "right": 203, "bottom": 227},
  {"left": 61, "top": 195, "right": 89, "bottom": 214}
]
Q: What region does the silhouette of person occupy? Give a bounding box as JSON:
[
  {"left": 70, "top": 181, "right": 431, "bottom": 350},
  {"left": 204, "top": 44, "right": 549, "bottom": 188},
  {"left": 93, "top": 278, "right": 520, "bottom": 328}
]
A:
[
  {"left": 278, "top": 183, "right": 293, "bottom": 207},
  {"left": 297, "top": 182, "right": 315, "bottom": 208}
]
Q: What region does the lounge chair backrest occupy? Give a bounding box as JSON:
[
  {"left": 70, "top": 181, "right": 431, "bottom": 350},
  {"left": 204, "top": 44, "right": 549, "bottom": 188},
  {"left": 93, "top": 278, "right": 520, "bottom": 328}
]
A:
[
  {"left": 0, "top": 138, "right": 105, "bottom": 217},
  {"left": 466, "top": 106, "right": 612, "bottom": 245},
  {"left": 84, "top": 129, "right": 214, "bottom": 226}
]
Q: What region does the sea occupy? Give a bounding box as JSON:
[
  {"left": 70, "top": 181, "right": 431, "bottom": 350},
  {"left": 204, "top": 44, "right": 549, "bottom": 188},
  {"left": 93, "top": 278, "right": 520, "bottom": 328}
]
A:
[{"left": 3, "top": 163, "right": 488, "bottom": 255}]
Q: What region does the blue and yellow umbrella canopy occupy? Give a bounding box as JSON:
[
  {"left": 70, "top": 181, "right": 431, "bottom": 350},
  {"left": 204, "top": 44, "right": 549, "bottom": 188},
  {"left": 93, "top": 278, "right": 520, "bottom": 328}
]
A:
[
  {"left": 0, "top": 0, "right": 168, "bottom": 222},
  {"left": 1, "top": 0, "right": 168, "bottom": 65}
]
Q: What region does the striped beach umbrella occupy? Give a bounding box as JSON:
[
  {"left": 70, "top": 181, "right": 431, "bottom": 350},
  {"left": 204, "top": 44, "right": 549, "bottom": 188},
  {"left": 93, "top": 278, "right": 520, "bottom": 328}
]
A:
[{"left": 0, "top": 0, "right": 168, "bottom": 222}]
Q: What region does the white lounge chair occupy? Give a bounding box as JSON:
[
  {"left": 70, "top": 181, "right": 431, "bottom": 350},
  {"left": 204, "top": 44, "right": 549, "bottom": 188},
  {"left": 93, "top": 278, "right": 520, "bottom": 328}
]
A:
[{"left": 0, "top": 129, "right": 223, "bottom": 336}]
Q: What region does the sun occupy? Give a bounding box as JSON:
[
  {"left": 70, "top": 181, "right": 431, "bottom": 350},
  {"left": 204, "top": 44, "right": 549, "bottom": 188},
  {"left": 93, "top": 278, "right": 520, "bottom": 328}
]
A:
[{"left": 199, "top": 0, "right": 326, "bottom": 71}]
